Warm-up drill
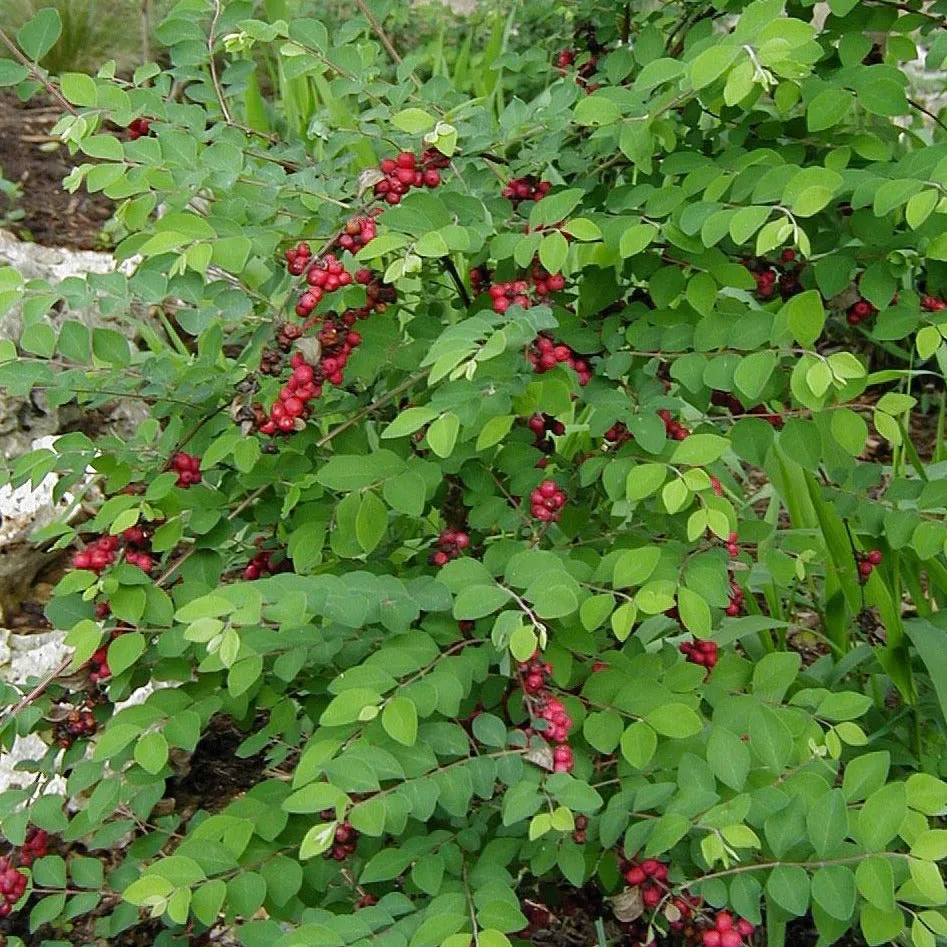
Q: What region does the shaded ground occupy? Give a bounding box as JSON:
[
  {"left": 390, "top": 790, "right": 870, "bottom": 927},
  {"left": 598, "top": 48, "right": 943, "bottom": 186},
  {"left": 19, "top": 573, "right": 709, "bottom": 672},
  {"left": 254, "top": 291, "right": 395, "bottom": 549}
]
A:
[{"left": 0, "top": 92, "right": 114, "bottom": 250}]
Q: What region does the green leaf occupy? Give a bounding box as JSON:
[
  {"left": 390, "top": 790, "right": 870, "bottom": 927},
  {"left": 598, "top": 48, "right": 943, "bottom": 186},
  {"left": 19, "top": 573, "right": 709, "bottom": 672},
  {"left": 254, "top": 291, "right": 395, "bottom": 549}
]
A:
[
  {"left": 670, "top": 434, "right": 729, "bottom": 465},
  {"left": 706, "top": 726, "right": 750, "bottom": 791},
  {"left": 382, "top": 697, "right": 418, "bottom": 746},
  {"left": 453, "top": 585, "right": 509, "bottom": 619},
  {"left": 299, "top": 822, "right": 336, "bottom": 859},
  {"left": 855, "top": 856, "right": 896, "bottom": 913},
  {"left": 17, "top": 7, "right": 62, "bottom": 61},
  {"left": 134, "top": 731, "right": 168, "bottom": 775},
  {"left": 574, "top": 94, "right": 621, "bottom": 126},
  {"left": 689, "top": 46, "right": 741, "bottom": 89},
  {"left": 355, "top": 491, "right": 387, "bottom": 554},
  {"left": 620, "top": 721, "right": 657, "bottom": 768},
  {"left": 60, "top": 73, "right": 97, "bottom": 107},
  {"left": 646, "top": 703, "right": 702, "bottom": 738},
  {"left": 782, "top": 291, "right": 825, "bottom": 347},
  {"left": 857, "top": 783, "right": 907, "bottom": 851},
  {"left": 806, "top": 789, "right": 848, "bottom": 857},
  {"left": 766, "top": 864, "right": 810, "bottom": 916},
  {"left": 392, "top": 108, "right": 436, "bottom": 133},
  {"left": 812, "top": 866, "right": 856, "bottom": 921},
  {"left": 427, "top": 412, "right": 460, "bottom": 458}
]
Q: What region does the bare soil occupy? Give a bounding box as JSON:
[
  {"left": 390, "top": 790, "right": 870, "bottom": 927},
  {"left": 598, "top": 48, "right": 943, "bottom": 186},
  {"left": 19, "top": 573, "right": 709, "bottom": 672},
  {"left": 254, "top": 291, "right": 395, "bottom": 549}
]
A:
[{"left": 0, "top": 92, "right": 114, "bottom": 250}]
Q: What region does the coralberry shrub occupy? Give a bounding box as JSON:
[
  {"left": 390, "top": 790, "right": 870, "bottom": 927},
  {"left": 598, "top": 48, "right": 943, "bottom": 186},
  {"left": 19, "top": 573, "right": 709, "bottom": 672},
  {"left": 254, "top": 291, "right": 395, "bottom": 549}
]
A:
[{"left": 1, "top": 1, "right": 947, "bottom": 946}]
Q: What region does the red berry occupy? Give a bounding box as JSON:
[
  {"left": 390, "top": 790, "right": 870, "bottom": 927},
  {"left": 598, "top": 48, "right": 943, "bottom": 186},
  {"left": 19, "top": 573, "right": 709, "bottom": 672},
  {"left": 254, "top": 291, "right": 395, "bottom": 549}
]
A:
[{"left": 867, "top": 550, "right": 882, "bottom": 565}]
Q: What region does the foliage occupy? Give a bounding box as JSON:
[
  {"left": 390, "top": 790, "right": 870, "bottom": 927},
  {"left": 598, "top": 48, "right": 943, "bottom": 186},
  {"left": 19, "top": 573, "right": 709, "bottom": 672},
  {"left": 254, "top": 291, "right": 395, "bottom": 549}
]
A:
[{"left": 0, "top": 1, "right": 947, "bottom": 946}]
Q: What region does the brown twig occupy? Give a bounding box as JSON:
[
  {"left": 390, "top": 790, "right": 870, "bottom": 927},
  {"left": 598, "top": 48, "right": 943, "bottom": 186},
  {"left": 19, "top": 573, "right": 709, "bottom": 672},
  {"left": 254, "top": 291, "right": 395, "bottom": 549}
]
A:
[{"left": 353, "top": 0, "right": 403, "bottom": 64}]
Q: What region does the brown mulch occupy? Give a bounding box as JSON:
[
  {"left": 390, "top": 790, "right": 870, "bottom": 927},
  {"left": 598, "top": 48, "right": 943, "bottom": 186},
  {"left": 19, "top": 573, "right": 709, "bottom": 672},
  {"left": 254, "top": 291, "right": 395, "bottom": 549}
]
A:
[{"left": 0, "top": 91, "right": 114, "bottom": 250}]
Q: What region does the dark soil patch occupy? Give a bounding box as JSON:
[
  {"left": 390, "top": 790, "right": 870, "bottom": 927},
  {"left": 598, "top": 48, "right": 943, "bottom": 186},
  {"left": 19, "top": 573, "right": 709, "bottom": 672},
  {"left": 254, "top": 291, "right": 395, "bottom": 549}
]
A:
[
  {"left": 0, "top": 91, "right": 114, "bottom": 250},
  {"left": 167, "top": 714, "right": 268, "bottom": 814}
]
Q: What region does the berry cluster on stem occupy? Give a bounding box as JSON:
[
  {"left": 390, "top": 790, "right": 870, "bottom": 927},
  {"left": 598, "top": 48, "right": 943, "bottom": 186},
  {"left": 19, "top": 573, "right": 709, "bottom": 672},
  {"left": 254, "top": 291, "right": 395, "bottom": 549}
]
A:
[
  {"left": 429, "top": 529, "right": 470, "bottom": 567},
  {"left": 726, "top": 579, "right": 745, "bottom": 617},
  {"left": 170, "top": 451, "right": 201, "bottom": 487},
  {"left": 528, "top": 335, "right": 592, "bottom": 385},
  {"left": 743, "top": 249, "right": 803, "bottom": 301},
  {"left": 0, "top": 829, "right": 47, "bottom": 917},
  {"left": 72, "top": 525, "right": 157, "bottom": 576},
  {"left": 529, "top": 479, "right": 567, "bottom": 522},
  {"left": 243, "top": 539, "right": 291, "bottom": 580},
  {"left": 126, "top": 117, "right": 151, "bottom": 140},
  {"left": 658, "top": 409, "right": 690, "bottom": 441},
  {"left": 484, "top": 264, "right": 567, "bottom": 314},
  {"left": 519, "top": 652, "right": 575, "bottom": 772},
  {"left": 725, "top": 531, "right": 740, "bottom": 558},
  {"left": 679, "top": 638, "right": 718, "bottom": 671},
  {"left": 622, "top": 854, "right": 668, "bottom": 907},
  {"left": 921, "top": 294, "right": 947, "bottom": 311},
  {"left": 334, "top": 210, "right": 381, "bottom": 254},
  {"left": 604, "top": 422, "right": 632, "bottom": 445},
  {"left": 857, "top": 548, "right": 882, "bottom": 583},
  {"left": 294, "top": 252, "right": 354, "bottom": 316},
  {"left": 846, "top": 298, "right": 877, "bottom": 326},
  {"left": 373, "top": 149, "right": 448, "bottom": 205},
  {"left": 501, "top": 176, "right": 551, "bottom": 207},
  {"left": 53, "top": 704, "right": 97, "bottom": 748}
]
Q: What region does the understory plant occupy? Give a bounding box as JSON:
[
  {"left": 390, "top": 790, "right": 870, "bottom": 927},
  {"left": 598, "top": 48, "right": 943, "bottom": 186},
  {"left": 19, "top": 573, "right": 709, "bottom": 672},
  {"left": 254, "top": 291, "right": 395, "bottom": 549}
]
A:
[{"left": 1, "top": 1, "right": 947, "bottom": 945}]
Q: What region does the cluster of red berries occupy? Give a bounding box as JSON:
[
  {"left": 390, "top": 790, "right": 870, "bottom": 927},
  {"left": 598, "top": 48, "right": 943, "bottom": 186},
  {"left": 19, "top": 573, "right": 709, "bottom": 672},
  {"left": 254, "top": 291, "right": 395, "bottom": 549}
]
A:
[
  {"left": 679, "top": 638, "right": 719, "bottom": 671},
  {"left": 334, "top": 211, "right": 380, "bottom": 254},
  {"left": 170, "top": 451, "right": 201, "bottom": 487},
  {"left": 429, "top": 529, "right": 470, "bottom": 567},
  {"left": 699, "top": 911, "right": 755, "bottom": 947},
  {"left": 257, "top": 320, "right": 364, "bottom": 435},
  {"left": 725, "top": 531, "right": 740, "bottom": 558},
  {"left": 501, "top": 176, "right": 551, "bottom": 207},
  {"left": 327, "top": 819, "right": 359, "bottom": 862},
  {"left": 527, "top": 335, "right": 592, "bottom": 385},
  {"left": 519, "top": 651, "right": 554, "bottom": 695},
  {"left": 743, "top": 250, "right": 804, "bottom": 301},
  {"left": 554, "top": 48, "right": 601, "bottom": 92},
  {"left": 53, "top": 705, "right": 97, "bottom": 749},
  {"left": 293, "top": 253, "right": 355, "bottom": 316},
  {"left": 856, "top": 549, "right": 883, "bottom": 583},
  {"left": 846, "top": 298, "right": 877, "bottom": 326},
  {"left": 71, "top": 534, "right": 119, "bottom": 574},
  {"left": 622, "top": 855, "right": 669, "bottom": 909},
  {"left": 373, "top": 149, "right": 448, "bottom": 205},
  {"left": 604, "top": 422, "right": 632, "bottom": 445},
  {"left": 658, "top": 409, "right": 690, "bottom": 441},
  {"left": 88, "top": 645, "right": 111, "bottom": 685},
  {"left": 572, "top": 813, "right": 589, "bottom": 844},
  {"left": 122, "top": 526, "right": 156, "bottom": 573},
  {"left": 519, "top": 652, "right": 575, "bottom": 772},
  {"left": 72, "top": 527, "right": 156, "bottom": 576},
  {"left": 726, "top": 580, "right": 745, "bottom": 617},
  {"left": 921, "top": 294, "right": 947, "bottom": 311},
  {"left": 0, "top": 829, "right": 47, "bottom": 917},
  {"left": 355, "top": 893, "right": 378, "bottom": 910},
  {"left": 127, "top": 117, "right": 151, "bottom": 140},
  {"left": 487, "top": 270, "right": 567, "bottom": 314},
  {"left": 709, "top": 475, "right": 723, "bottom": 496},
  {"left": 284, "top": 241, "right": 315, "bottom": 276},
  {"left": 527, "top": 412, "right": 565, "bottom": 450},
  {"left": 528, "top": 479, "right": 567, "bottom": 522},
  {"left": 243, "top": 542, "right": 291, "bottom": 580}
]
